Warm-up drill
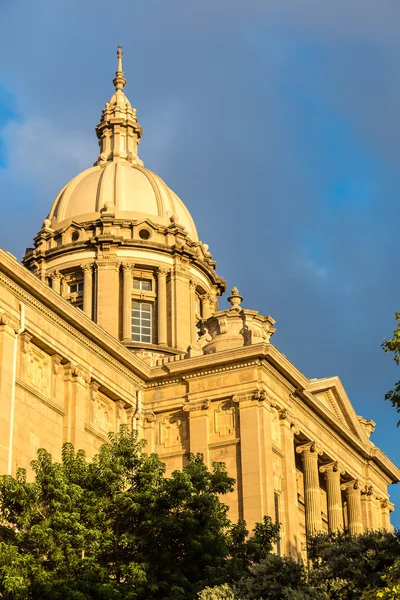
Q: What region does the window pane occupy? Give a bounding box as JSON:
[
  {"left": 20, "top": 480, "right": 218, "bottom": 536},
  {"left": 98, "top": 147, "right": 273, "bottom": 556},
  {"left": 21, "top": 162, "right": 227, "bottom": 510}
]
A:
[
  {"left": 133, "top": 279, "right": 152, "bottom": 291},
  {"left": 131, "top": 301, "right": 152, "bottom": 343}
]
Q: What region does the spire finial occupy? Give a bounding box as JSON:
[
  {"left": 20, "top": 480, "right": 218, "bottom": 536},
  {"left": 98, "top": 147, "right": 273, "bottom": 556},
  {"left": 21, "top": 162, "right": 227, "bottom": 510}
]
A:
[{"left": 113, "top": 45, "right": 126, "bottom": 91}]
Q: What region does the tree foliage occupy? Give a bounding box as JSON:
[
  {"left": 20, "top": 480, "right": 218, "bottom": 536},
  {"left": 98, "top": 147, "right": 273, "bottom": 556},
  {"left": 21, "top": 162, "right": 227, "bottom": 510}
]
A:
[
  {"left": 382, "top": 313, "right": 400, "bottom": 424},
  {"left": 307, "top": 531, "right": 400, "bottom": 600},
  {"left": 0, "top": 427, "right": 279, "bottom": 600}
]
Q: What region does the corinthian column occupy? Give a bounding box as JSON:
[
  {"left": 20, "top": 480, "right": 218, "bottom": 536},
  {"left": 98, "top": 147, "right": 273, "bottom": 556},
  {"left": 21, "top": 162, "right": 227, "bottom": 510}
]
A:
[
  {"left": 320, "top": 462, "right": 344, "bottom": 532},
  {"left": 201, "top": 294, "right": 211, "bottom": 320},
  {"left": 81, "top": 263, "right": 94, "bottom": 318},
  {"left": 296, "top": 442, "right": 323, "bottom": 534},
  {"left": 50, "top": 271, "right": 62, "bottom": 294},
  {"left": 343, "top": 481, "right": 363, "bottom": 535},
  {"left": 122, "top": 263, "right": 134, "bottom": 342},
  {"left": 157, "top": 268, "right": 168, "bottom": 346}
]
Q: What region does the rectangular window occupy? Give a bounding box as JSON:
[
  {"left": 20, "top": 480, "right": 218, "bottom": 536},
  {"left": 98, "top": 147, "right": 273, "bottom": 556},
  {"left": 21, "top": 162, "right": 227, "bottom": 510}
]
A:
[
  {"left": 69, "top": 282, "right": 84, "bottom": 294},
  {"left": 131, "top": 301, "right": 152, "bottom": 343},
  {"left": 133, "top": 278, "right": 152, "bottom": 291}
]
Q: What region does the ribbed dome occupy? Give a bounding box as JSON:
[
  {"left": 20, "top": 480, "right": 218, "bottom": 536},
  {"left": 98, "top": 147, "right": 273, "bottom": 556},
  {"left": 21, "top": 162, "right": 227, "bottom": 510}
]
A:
[{"left": 48, "top": 161, "right": 198, "bottom": 241}]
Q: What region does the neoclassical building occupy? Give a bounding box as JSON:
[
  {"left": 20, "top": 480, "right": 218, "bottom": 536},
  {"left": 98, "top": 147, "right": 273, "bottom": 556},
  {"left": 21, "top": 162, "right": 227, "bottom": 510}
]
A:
[{"left": 0, "top": 49, "right": 398, "bottom": 559}]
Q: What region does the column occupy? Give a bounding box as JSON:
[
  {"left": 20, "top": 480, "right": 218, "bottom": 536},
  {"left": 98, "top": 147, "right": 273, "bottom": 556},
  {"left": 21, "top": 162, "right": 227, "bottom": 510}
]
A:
[
  {"left": 320, "top": 462, "right": 344, "bottom": 532},
  {"left": 50, "top": 271, "right": 62, "bottom": 294},
  {"left": 81, "top": 263, "right": 94, "bottom": 318},
  {"left": 279, "top": 410, "right": 301, "bottom": 558},
  {"left": 343, "top": 481, "right": 363, "bottom": 535},
  {"left": 201, "top": 294, "right": 212, "bottom": 320},
  {"left": 122, "top": 263, "right": 134, "bottom": 342},
  {"left": 189, "top": 280, "right": 197, "bottom": 344},
  {"left": 157, "top": 268, "right": 168, "bottom": 346},
  {"left": 296, "top": 443, "right": 323, "bottom": 534}
]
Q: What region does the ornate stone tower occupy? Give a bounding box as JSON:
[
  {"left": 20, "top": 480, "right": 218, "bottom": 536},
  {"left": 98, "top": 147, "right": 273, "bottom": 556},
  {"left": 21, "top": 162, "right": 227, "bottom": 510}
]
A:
[{"left": 23, "top": 48, "right": 226, "bottom": 363}]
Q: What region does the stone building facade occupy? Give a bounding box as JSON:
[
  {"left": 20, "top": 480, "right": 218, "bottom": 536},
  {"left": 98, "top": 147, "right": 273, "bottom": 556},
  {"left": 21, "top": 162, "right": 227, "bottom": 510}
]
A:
[{"left": 0, "top": 49, "right": 398, "bottom": 559}]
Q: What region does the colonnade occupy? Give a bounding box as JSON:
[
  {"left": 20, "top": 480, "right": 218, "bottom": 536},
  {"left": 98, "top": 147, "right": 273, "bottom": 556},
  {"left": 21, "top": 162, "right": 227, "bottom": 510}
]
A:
[{"left": 296, "top": 442, "right": 367, "bottom": 536}]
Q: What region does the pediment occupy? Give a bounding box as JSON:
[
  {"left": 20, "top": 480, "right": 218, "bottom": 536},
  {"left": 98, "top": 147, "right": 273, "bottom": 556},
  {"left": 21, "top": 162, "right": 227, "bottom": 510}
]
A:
[{"left": 306, "top": 376, "right": 369, "bottom": 442}]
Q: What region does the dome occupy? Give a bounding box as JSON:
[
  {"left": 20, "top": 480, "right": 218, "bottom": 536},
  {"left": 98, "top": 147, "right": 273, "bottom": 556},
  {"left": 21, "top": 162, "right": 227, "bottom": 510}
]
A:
[
  {"left": 45, "top": 46, "right": 198, "bottom": 242},
  {"left": 48, "top": 161, "right": 198, "bottom": 241}
]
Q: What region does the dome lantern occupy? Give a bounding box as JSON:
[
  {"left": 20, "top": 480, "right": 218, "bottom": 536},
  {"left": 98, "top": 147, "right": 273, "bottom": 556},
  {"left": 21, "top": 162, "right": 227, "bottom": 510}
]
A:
[{"left": 95, "top": 46, "right": 143, "bottom": 167}]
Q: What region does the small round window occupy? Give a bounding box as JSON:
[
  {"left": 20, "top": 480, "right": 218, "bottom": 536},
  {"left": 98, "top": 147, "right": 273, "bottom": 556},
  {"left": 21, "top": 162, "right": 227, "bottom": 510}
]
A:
[
  {"left": 71, "top": 231, "right": 79, "bottom": 242},
  {"left": 139, "top": 229, "right": 151, "bottom": 240}
]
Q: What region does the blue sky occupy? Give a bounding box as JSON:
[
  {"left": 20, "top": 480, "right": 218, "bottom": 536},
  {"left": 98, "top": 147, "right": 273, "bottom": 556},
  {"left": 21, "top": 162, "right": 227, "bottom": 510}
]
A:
[{"left": 1, "top": 0, "right": 400, "bottom": 524}]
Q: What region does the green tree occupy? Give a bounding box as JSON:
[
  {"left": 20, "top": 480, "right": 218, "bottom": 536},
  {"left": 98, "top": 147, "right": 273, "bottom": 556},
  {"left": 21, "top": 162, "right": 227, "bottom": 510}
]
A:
[
  {"left": 197, "top": 583, "right": 235, "bottom": 599},
  {"left": 0, "top": 427, "right": 280, "bottom": 600},
  {"left": 382, "top": 313, "right": 400, "bottom": 423},
  {"left": 307, "top": 530, "right": 400, "bottom": 600},
  {"left": 233, "top": 554, "right": 321, "bottom": 600}
]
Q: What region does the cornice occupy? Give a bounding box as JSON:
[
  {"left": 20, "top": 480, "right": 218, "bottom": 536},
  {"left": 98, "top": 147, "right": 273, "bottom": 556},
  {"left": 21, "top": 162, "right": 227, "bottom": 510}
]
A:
[{"left": 0, "top": 251, "right": 149, "bottom": 386}]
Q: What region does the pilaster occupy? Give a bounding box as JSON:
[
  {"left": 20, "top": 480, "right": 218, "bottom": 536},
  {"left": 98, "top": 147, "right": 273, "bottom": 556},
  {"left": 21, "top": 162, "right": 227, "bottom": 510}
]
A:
[
  {"left": 235, "top": 389, "right": 274, "bottom": 532},
  {"left": 95, "top": 260, "right": 120, "bottom": 337},
  {"left": 64, "top": 364, "right": 90, "bottom": 450},
  {"left": 379, "top": 498, "right": 394, "bottom": 532},
  {"left": 0, "top": 313, "right": 19, "bottom": 474},
  {"left": 279, "top": 409, "right": 301, "bottom": 558},
  {"left": 184, "top": 399, "right": 210, "bottom": 467}
]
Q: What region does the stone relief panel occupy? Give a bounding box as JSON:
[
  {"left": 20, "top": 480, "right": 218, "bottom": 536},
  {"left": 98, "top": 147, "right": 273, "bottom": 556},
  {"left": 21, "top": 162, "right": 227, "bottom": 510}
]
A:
[
  {"left": 158, "top": 411, "right": 188, "bottom": 451},
  {"left": 271, "top": 409, "right": 280, "bottom": 446},
  {"left": 273, "top": 455, "right": 282, "bottom": 493},
  {"left": 88, "top": 383, "right": 114, "bottom": 434},
  {"left": 25, "top": 344, "right": 51, "bottom": 397},
  {"left": 211, "top": 400, "right": 238, "bottom": 440}
]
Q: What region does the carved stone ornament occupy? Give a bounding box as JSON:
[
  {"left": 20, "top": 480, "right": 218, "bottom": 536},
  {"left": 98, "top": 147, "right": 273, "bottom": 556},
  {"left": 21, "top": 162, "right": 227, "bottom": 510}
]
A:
[
  {"left": 341, "top": 479, "right": 359, "bottom": 493},
  {"left": 71, "top": 365, "right": 91, "bottom": 384},
  {"left": 0, "top": 312, "right": 19, "bottom": 333},
  {"left": 49, "top": 270, "right": 62, "bottom": 281},
  {"left": 252, "top": 389, "right": 267, "bottom": 402},
  {"left": 51, "top": 354, "right": 62, "bottom": 375},
  {"left": 145, "top": 411, "right": 156, "bottom": 423},
  {"left": 296, "top": 441, "right": 323, "bottom": 456},
  {"left": 121, "top": 262, "right": 135, "bottom": 272},
  {"left": 81, "top": 263, "right": 94, "bottom": 273},
  {"left": 182, "top": 399, "right": 210, "bottom": 412},
  {"left": 20, "top": 331, "right": 33, "bottom": 354}
]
